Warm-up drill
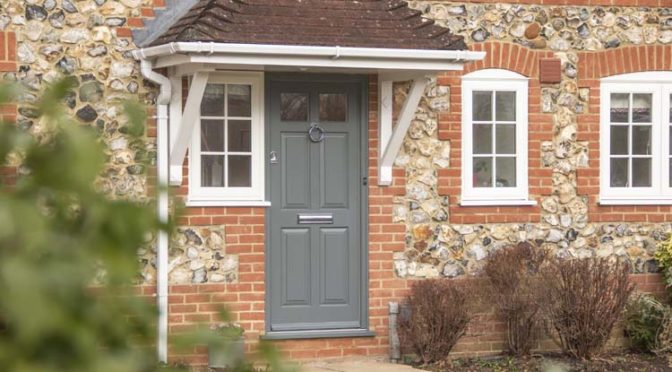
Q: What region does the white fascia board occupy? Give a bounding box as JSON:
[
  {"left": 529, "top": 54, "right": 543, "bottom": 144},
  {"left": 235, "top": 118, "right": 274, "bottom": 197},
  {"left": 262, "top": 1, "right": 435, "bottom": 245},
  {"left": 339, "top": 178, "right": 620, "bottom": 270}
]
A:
[{"left": 134, "top": 42, "right": 485, "bottom": 71}]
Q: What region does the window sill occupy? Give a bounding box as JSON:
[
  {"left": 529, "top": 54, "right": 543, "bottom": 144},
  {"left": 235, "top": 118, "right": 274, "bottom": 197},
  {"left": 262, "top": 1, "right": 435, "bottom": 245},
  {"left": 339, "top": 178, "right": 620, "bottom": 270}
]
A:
[
  {"left": 185, "top": 199, "right": 271, "bottom": 207},
  {"left": 460, "top": 199, "right": 537, "bottom": 207},
  {"left": 599, "top": 198, "right": 672, "bottom": 206},
  {"left": 261, "top": 329, "right": 375, "bottom": 340}
]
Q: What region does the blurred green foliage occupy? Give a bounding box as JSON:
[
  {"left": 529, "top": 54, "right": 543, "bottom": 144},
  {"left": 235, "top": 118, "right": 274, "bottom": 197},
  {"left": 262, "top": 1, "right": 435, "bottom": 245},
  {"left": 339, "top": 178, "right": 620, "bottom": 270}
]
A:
[{"left": 0, "top": 79, "right": 289, "bottom": 372}]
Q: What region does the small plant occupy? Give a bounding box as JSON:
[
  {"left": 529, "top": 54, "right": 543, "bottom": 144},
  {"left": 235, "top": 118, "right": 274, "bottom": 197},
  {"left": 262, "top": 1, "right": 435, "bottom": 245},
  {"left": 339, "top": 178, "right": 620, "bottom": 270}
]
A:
[
  {"left": 654, "top": 234, "right": 672, "bottom": 292},
  {"left": 624, "top": 294, "right": 669, "bottom": 352},
  {"left": 483, "top": 242, "right": 548, "bottom": 356},
  {"left": 539, "top": 257, "right": 634, "bottom": 360},
  {"left": 211, "top": 322, "right": 244, "bottom": 339},
  {"left": 398, "top": 279, "right": 478, "bottom": 364}
]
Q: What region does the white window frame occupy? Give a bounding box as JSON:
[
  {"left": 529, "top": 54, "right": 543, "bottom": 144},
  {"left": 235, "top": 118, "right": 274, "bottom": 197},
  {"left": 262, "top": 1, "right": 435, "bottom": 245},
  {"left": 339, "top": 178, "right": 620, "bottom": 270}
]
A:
[
  {"left": 600, "top": 71, "right": 672, "bottom": 205},
  {"left": 188, "top": 72, "right": 267, "bottom": 207},
  {"left": 461, "top": 69, "right": 533, "bottom": 206}
]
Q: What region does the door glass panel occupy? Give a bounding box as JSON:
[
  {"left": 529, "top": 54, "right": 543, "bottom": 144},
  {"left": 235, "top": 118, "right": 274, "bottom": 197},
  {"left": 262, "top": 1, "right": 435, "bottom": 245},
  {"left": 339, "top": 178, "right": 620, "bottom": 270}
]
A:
[
  {"left": 473, "top": 124, "right": 492, "bottom": 154},
  {"left": 495, "top": 124, "right": 516, "bottom": 154},
  {"left": 610, "top": 93, "right": 629, "bottom": 123},
  {"left": 281, "top": 93, "right": 308, "bottom": 121},
  {"left": 319, "top": 93, "right": 347, "bottom": 122},
  {"left": 228, "top": 120, "right": 251, "bottom": 152},
  {"left": 632, "top": 93, "right": 652, "bottom": 123},
  {"left": 610, "top": 126, "right": 628, "bottom": 155},
  {"left": 495, "top": 91, "right": 516, "bottom": 121},
  {"left": 201, "top": 155, "right": 225, "bottom": 187},
  {"left": 201, "top": 84, "right": 225, "bottom": 116},
  {"left": 473, "top": 91, "right": 492, "bottom": 121},
  {"left": 228, "top": 84, "right": 251, "bottom": 117},
  {"left": 496, "top": 157, "right": 516, "bottom": 187},
  {"left": 632, "top": 158, "right": 652, "bottom": 187},
  {"left": 201, "top": 120, "right": 224, "bottom": 152},
  {"left": 473, "top": 157, "right": 492, "bottom": 187},
  {"left": 610, "top": 158, "right": 628, "bottom": 187},
  {"left": 632, "top": 126, "right": 652, "bottom": 155},
  {"left": 228, "top": 155, "right": 251, "bottom": 187}
]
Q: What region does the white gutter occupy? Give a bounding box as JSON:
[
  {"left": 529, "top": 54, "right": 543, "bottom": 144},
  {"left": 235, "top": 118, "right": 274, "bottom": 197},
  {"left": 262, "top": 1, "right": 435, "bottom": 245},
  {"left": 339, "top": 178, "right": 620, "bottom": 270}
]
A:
[
  {"left": 132, "top": 42, "right": 485, "bottom": 65},
  {"left": 139, "top": 59, "right": 171, "bottom": 364}
]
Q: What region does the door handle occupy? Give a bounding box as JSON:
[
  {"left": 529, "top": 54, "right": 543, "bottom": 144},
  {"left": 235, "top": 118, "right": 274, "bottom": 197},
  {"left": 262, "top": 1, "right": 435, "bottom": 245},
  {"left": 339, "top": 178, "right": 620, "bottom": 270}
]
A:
[{"left": 270, "top": 151, "right": 278, "bottom": 164}]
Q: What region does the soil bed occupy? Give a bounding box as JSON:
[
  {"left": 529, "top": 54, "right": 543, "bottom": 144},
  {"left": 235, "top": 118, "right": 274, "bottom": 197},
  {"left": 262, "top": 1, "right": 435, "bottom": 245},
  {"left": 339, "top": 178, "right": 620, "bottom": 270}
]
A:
[{"left": 412, "top": 352, "right": 671, "bottom": 372}]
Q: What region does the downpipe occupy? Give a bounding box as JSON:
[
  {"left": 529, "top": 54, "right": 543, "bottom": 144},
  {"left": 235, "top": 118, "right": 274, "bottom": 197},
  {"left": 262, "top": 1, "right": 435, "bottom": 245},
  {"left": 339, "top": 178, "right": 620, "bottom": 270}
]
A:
[{"left": 139, "top": 59, "right": 172, "bottom": 364}]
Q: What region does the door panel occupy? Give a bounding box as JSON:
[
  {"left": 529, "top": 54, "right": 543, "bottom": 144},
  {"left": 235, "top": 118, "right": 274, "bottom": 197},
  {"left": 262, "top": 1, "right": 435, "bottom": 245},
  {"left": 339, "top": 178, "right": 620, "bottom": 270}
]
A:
[
  {"left": 321, "top": 133, "right": 349, "bottom": 208},
  {"left": 281, "top": 133, "right": 311, "bottom": 209},
  {"left": 321, "top": 227, "right": 349, "bottom": 305},
  {"left": 282, "top": 228, "right": 311, "bottom": 306},
  {"left": 268, "top": 78, "right": 364, "bottom": 332}
]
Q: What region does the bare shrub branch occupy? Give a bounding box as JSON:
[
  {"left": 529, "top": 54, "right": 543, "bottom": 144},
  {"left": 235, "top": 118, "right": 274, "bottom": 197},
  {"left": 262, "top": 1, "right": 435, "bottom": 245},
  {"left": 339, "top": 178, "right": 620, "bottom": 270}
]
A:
[
  {"left": 540, "top": 257, "right": 634, "bottom": 360},
  {"left": 398, "top": 279, "right": 479, "bottom": 364},
  {"left": 483, "top": 242, "right": 548, "bottom": 356}
]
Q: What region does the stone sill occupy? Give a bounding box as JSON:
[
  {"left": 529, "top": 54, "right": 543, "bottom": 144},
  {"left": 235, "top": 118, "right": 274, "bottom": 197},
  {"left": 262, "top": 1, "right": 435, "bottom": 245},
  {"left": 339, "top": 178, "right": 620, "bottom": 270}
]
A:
[
  {"left": 459, "top": 199, "right": 538, "bottom": 207},
  {"left": 185, "top": 199, "right": 271, "bottom": 207},
  {"left": 599, "top": 198, "right": 672, "bottom": 206}
]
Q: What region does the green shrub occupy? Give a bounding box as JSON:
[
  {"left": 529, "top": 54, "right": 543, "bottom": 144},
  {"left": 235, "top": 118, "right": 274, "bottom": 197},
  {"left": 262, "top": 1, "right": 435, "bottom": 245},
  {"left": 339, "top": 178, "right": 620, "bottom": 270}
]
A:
[
  {"left": 654, "top": 234, "right": 672, "bottom": 293},
  {"left": 624, "top": 294, "right": 668, "bottom": 352}
]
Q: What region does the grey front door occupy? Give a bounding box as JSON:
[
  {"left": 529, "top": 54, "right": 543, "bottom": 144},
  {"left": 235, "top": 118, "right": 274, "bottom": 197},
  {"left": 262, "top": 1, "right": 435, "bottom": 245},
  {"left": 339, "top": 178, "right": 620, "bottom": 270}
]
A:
[{"left": 267, "top": 77, "right": 365, "bottom": 333}]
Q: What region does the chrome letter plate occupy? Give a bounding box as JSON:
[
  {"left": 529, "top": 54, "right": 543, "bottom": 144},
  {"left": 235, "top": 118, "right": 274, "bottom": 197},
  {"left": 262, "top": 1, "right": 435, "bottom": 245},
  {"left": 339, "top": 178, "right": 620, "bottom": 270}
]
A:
[{"left": 297, "top": 213, "right": 334, "bottom": 224}]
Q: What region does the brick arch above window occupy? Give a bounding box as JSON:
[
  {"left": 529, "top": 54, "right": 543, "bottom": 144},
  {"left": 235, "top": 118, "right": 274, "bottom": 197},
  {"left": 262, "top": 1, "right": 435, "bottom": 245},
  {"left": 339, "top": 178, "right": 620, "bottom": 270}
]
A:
[
  {"left": 578, "top": 45, "right": 672, "bottom": 81},
  {"left": 463, "top": 42, "right": 556, "bottom": 79}
]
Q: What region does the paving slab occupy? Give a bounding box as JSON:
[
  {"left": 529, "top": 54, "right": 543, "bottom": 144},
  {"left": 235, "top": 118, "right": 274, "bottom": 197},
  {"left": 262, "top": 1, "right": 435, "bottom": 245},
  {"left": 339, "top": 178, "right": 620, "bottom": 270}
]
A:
[{"left": 300, "top": 357, "right": 421, "bottom": 372}]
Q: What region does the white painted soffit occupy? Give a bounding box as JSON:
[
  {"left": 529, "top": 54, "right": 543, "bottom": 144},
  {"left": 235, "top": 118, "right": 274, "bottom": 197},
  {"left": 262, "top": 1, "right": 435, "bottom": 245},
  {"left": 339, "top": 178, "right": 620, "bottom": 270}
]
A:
[{"left": 132, "top": 42, "right": 485, "bottom": 72}]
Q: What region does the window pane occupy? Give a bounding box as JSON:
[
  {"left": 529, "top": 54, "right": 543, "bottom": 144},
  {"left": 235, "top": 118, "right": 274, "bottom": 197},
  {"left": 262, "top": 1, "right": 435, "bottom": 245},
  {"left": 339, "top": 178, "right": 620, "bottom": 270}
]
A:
[
  {"left": 669, "top": 159, "right": 672, "bottom": 187},
  {"left": 632, "top": 93, "right": 652, "bottom": 123},
  {"left": 495, "top": 91, "right": 516, "bottom": 121},
  {"left": 495, "top": 124, "right": 516, "bottom": 154},
  {"left": 496, "top": 157, "right": 516, "bottom": 187},
  {"left": 473, "top": 91, "right": 492, "bottom": 121},
  {"left": 610, "top": 126, "right": 628, "bottom": 155},
  {"left": 201, "top": 155, "right": 225, "bottom": 187},
  {"left": 473, "top": 124, "right": 492, "bottom": 154},
  {"left": 319, "top": 93, "right": 347, "bottom": 122},
  {"left": 228, "top": 120, "right": 251, "bottom": 152},
  {"left": 632, "top": 158, "right": 652, "bottom": 187},
  {"left": 610, "top": 158, "right": 628, "bottom": 187},
  {"left": 632, "top": 125, "right": 651, "bottom": 155},
  {"left": 201, "top": 120, "right": 224, "bottom": 152},
  {"left": 228, "top": 155, "right": 251, "bottom": 187},
  {"left": 228, "top": 85, "right": 251, "bottom": 117},
  {"left": 473, "top": 157, "right": 492, "bottom": 187},
  {"left": 610, "top": 93, "right": 629, "bottom": 123},
  {"left": 669, "top": 94, "right": 672, "bottom": 122},
  {"left": 201, "top": 84, "right": 225, "bottom": 116},
  {"left": 281, "top": 93, "right": 308, "bottom": 121}
]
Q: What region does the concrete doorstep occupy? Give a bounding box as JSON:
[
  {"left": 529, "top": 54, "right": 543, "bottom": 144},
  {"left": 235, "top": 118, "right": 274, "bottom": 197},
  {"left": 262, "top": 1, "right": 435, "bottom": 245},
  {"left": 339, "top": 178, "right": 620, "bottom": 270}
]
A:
[{"left": 299, "top": 357, "right": 422, "bottom": 372}]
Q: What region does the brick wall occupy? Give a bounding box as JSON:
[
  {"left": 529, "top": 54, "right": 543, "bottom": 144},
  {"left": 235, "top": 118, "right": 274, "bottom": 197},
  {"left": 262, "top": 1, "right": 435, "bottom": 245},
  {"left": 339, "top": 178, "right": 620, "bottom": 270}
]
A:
[
  {"left": 576, "top": 44, "right": 672, "bottom": 223},
  {"left": 0, "top": 31, "right": 17, "bottom": 187},
  {"left": 436, "top": 42, "right": 554, "bottom": 224}
]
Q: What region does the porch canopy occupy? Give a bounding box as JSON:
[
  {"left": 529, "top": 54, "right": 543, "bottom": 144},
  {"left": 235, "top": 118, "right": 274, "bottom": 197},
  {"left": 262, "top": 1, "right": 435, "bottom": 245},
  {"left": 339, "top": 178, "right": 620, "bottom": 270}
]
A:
[{"left": 132, "top": 0, "right": 485, "bottom": 185}]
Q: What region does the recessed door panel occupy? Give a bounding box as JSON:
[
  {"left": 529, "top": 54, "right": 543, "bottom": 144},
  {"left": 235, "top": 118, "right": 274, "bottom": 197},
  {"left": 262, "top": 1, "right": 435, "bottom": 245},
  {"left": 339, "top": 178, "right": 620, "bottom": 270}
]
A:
[
  {"left": 281, "top": 133, "right": 311, "bottom": 209},
  {"left": 282, "top": 228, "right": 311, "bottom": 306},
  {"left": 320, "top": 227, "right": 349, "bottom": 305},
  {"left": 321, "top": 133, "right": 349, "bottom": 209}
]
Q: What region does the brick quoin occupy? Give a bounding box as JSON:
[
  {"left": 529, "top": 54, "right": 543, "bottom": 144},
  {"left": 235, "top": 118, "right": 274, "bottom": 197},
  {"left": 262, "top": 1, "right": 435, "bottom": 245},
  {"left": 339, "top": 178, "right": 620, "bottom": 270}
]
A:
[
  {"left": 576, "top": 44, "right": 672, "bottom": 223},
  {"left": 0, "top": 31, "right": 17, "bottom": 187},
  {"left": 437, "top": 42, "right": 553, "bottom": 224}
]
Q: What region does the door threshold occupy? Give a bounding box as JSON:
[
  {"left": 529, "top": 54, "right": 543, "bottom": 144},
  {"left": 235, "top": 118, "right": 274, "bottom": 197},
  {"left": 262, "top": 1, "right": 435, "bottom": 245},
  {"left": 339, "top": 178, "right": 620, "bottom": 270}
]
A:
[{"left": 261, "top": 328, "right": 375, "bottom": 340}]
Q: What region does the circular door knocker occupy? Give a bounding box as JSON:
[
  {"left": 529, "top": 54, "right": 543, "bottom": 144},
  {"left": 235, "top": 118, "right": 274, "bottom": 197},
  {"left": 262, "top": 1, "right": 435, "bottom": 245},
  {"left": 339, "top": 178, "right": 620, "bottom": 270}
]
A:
[{"left": 308, "top": 123, "right": 326, "bottom": 143}]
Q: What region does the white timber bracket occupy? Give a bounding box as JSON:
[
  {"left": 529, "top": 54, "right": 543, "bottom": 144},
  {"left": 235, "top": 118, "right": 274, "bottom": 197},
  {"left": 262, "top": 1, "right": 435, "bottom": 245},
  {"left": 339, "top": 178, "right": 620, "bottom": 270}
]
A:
[
  {"left": 168, "top": 70, "right": 210, "bottom": 186},
  {"left": 378, "top": 73, "right": 428, "bottom": 186}
]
